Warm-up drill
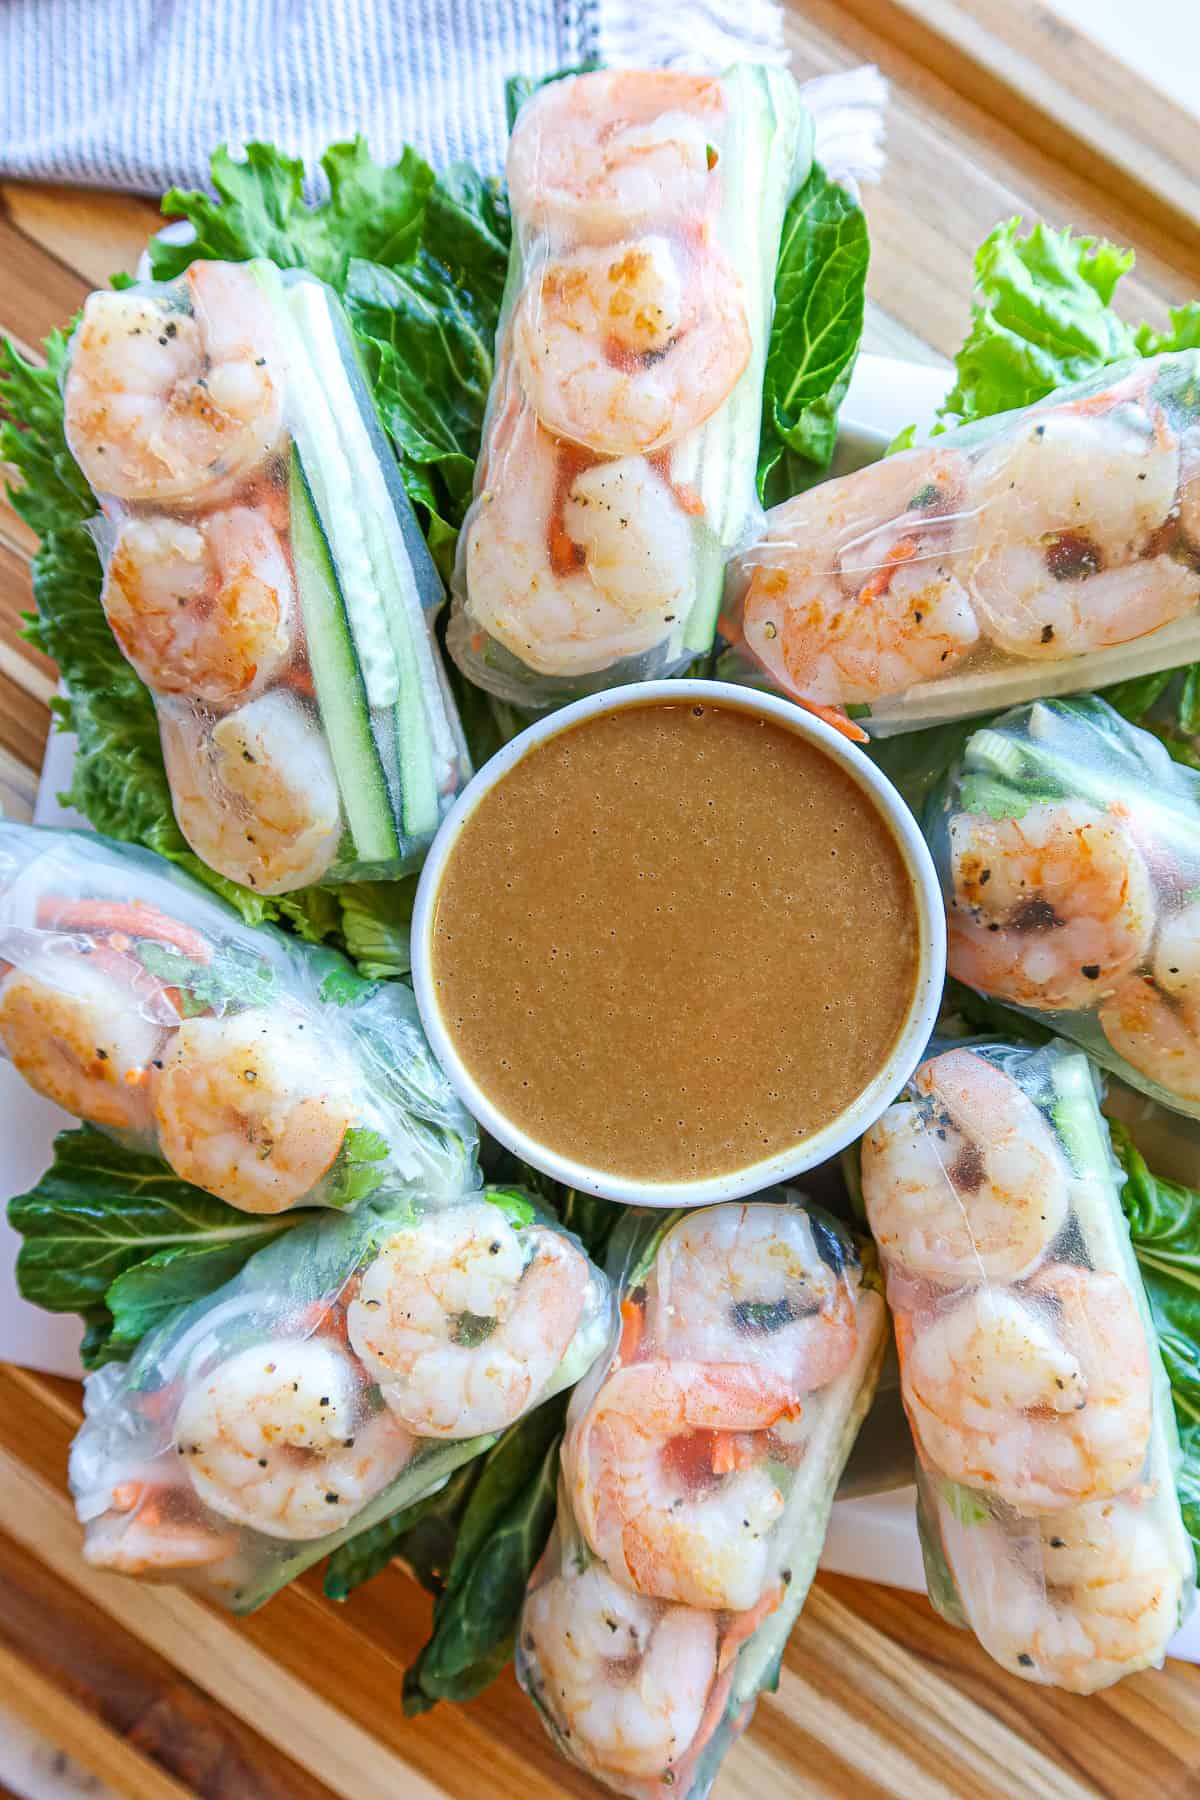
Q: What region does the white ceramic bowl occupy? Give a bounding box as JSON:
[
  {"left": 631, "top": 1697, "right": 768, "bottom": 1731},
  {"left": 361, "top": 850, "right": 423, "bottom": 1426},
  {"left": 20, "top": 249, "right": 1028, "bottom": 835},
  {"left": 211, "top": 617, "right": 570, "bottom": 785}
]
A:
[{"left": 412, "top": 680, "right": 946, "bottom": 1206}]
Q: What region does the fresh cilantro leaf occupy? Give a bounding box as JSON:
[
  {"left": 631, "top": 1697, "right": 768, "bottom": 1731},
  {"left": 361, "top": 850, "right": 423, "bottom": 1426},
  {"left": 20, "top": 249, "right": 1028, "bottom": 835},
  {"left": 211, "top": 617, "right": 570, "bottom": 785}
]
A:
[
  {"left": 325, "top": 1126, "right": 391, "bottom": 1209},
  {"left": 135, "top": 939, "right": 277, "bottom": 1015}
]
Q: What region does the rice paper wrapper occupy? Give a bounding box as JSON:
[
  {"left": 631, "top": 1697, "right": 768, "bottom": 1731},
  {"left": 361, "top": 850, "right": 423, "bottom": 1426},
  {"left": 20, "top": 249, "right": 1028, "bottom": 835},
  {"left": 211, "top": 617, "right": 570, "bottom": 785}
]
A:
[
  {"left": 516, "top": 1194, "right": 886, "bottom": 1797},
  {"left": 723, "top": 352, "right": 1200, "bottom": 736},
  {"left": 69, "top": 1185, "right": 613, "bottom": 1613},
  {"left": 0, "top": 821, "right": 478, "bottom": 1211},
  {"left": 862, "top": 1037, "right": 1196, "bottom": 1692},
  {"left": 62, "top": 258, "right": 468, "bottom": 894},
  {"left": 927, "top": 696, "right": 1200, "bottom": 1119},
  {"left": 447, "top": 65, "right": 811, "bottom": 710}
]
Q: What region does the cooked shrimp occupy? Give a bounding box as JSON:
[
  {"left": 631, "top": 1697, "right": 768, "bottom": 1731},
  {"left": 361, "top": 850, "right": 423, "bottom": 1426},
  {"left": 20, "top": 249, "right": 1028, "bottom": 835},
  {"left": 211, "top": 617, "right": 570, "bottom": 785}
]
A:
[
  {"left": 0, "top": 947, "right": 177, "bottom": 1130},
  {"left": 160, "top": 691, "right": 343, "bottom": 893},
  {"left": 644, "top": 1202, "right": 857, "bottom": 1390},
  {"left": 1099, "top": 899, "right": 1200, "bottom": 1101},
  {"left": 152, "top": 1009, "right": 356, "bottom": 1212},
  {"left": 567, "top": 1359, "right": 799, "bottom": 1611},
  {"left": 346, "top": 1205, "right": 592, "bottom": 1437},
  {"left": 175, "top": 1339, "right": 414, "bottom": 1540},
  {"left": 940, "top": 1494, "right": 1184, "bottom": 1693},
  {"left": 506, "top": 70, "right": 726, "bottom": 244},
  {"left": 739, "top": 448, "right": 979, "bottom": 712},
  {"left": 522, "top": 1559, "right": 719, "bottom": 1782},
  {"left": 947, "top": 801, "right": 1156, "bottom": 1011},
  {"left": 900, "top": 1266, "right": 1152, "bottom": 1513},
  {"left": 463, "top": 400, "right": 694, "bottom": 676},
  {"left": 862, "top": 1047, "right": 1070, "bottom": 1286},
  {"left": 513, "top": 237, "right": 750, "bottom": 456},
  {"left": 104, "top": 506, "right": 295, "bottom": 705},
  {"left": 83, "top": 1487, "right": 240, "bottom": 1576},
  {"left": 966, "top": 389, "right": 1199, "bottom": 658},
  {"left": 65, "top": 261, "right": 285, "bottom": 507}
]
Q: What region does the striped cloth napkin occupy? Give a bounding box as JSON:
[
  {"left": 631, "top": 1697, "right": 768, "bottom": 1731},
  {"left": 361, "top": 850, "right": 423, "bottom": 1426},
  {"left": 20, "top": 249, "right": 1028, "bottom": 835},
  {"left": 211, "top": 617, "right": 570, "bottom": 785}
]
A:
[{"left": 0, "top": 0, "right": 821, "bottom": 192}]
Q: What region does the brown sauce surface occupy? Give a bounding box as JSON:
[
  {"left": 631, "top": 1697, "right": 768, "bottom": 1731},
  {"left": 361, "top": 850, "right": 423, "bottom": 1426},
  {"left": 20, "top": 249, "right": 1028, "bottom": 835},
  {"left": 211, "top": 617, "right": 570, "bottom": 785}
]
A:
[{"left": 431, "top": 700, "right": 919, "bottom": 1182}]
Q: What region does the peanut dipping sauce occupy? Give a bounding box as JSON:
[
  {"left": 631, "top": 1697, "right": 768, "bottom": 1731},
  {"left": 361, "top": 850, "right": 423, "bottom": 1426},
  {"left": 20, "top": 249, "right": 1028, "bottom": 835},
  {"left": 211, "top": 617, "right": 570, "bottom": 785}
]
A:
[{"left": 430, "top": 700, "right": 920, "bottom": 1183}]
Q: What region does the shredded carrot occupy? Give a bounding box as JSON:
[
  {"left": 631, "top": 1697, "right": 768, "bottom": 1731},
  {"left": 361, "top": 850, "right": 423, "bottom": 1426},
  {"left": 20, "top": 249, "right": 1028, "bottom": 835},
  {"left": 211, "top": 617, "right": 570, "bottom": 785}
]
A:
[
  {"left": 110, "top": 1481, "right": 146, "bottom": 1513},
  {"left": 718, "top": 1583, "right": 786, "bottom": 1673},
  {"left": 40, "top": 900, "right": 212, "bottom": 964},
  {"left": 716, "top": 610, "right": 743, "bottom": 646},
  {"left": 617, "top": 1296, "right": 644, "bottom": 1366},
  {"left": 470, "top": 632, "right": 485, "bottom": 653},
  {"left": 710, "top": 1429, "right": 766, "bottom": 1476},
  {"left": 797, "top": 699, "right": 870, "bottom": 745},
  {"left": 857, "top": 533, "right": 920, "bottom": 608},
  {"left": 281, "top": 664, "right": 317, "bottom": 699},
  {"left": 648, "top": 449, "right": 707, "bottom": 517}
]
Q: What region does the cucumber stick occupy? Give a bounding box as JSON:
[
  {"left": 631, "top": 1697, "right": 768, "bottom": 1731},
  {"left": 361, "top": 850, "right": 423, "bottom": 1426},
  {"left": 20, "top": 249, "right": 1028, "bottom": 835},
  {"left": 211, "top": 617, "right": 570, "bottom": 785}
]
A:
[
  {"left": 288, "top": 455, "right": 399, "bottom": 862},
  {"left": 285, "top": 276, "right": 444, "bottom": 841},
  {"left": 253, "top": 262, "right": 444, "bottom": 851},
  {"left": 682, "top": 65, "right": 812, "bottom": 652}
]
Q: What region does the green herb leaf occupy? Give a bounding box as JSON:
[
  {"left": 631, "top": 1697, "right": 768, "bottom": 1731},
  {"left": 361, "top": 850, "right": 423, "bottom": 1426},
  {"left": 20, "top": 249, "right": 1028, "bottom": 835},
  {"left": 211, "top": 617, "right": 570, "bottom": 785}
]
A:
[
  {"left": 937, "top": 220, "right": 1139, "bottom": 429},
  {"left": 325, "top": 1460, "right": 482, "bottom": 1601},
  {"left": 404, "top": 1397, "right": 567, "bottom": 1710},
  {"left": 324, "top": 1126, "right": 391, "bottom": 1210},
  {"left": 1112, "top": 1124, "right": 1200, "bottom": 1430},
  {"left": 150, "top": 140, "right": 432, "bottom": 288},
  {"left": 758, "top": 163, "right": 869, "bottom": 503},
  {"left": 317, "top": 962, "right": 380, "bottom": 1008},
  {"left": 8, "top": 1127, "right": 297, "bottom": 1363},
  {"left": 136, "top": 940, "right": 277, "bottom": 1016}
]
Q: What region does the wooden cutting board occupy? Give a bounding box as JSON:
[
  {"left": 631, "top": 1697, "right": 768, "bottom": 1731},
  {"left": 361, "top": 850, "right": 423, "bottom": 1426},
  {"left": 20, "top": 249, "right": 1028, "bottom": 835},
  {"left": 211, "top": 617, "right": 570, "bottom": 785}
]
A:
[{"left": 3, "top": 4, "right": 1200, "bottom": 1795}]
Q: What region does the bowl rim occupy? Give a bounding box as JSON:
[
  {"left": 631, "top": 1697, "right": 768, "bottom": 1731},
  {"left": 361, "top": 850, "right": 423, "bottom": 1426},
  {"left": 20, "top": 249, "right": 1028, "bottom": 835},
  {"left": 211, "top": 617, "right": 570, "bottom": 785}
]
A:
[{"left": 411, "top": 678, "right": 946, "bottom": 1207}]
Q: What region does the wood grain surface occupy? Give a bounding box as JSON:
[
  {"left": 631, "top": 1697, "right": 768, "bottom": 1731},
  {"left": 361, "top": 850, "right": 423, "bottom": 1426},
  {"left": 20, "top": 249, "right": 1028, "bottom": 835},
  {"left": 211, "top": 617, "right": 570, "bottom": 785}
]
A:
[{"left": 2, "top": 4, "right": 1200, "bottom": 1796}]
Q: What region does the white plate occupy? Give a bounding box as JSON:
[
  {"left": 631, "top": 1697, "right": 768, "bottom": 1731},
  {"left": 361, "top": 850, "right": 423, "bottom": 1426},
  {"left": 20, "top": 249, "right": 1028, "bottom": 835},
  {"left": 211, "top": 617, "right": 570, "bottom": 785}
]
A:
[{"left": 5, "top": 353, "right": 1199, "bottom": 1661}]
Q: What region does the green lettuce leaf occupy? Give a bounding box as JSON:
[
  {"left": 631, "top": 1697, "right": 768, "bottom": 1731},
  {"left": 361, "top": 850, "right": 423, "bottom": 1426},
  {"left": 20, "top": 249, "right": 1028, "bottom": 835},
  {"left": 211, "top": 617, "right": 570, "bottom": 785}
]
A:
[
  {"left": 324, "top": 1460, "right": 482, "bottom": 1601},
  {"left": 402, "top": 1396, "right": 567, "bottom": 1712},
  {"left": 1112, "top": 1125, "right": 1200, "bottom": 1431},
  {"left": 937, "top": 219, "right": 1139, "bottom": 428},
  {"left": 149, "top": 139, "right": 433, "bottom": 288},
  {"left": 758, "top": 163, "right": 869, "bottom": 505},
  {"left": 8, "top": 1127, "right": 298, "bottom": 1368},
  {"left": 1110, "top": 1124, "right": 1200, "bottom": 1556}
]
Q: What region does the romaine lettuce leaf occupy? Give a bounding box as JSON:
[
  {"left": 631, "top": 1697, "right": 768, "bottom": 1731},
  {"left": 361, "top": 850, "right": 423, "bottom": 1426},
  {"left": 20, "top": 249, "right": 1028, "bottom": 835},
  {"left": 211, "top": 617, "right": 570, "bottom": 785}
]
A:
[
  {"left": 937, "top": 219, "right": 1138, "bottom": 428},
  {"left": 1111, "top": 1124, "right": 1200, "bottom": 1551},
  {"left": 759, "top": 163, "right": 869, "bottom": 505},
  {"left": 149, "top": 139, "right": 433, "bottom": 288},
  {"left": 8, "top": 1126, "right": 298, "bottom": 1368}
]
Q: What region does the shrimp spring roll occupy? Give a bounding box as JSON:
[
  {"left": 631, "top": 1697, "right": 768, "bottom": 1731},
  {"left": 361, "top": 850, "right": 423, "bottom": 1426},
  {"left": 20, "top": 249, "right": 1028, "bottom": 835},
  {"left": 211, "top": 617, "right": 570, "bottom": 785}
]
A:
[
  {"left": 517, "top": 1197, "right": 886, "bottom": 1795},
  {"left": 862, "top": 1040, "right": 1195, "bottom": 1691},
  {"left": 0, "top": 821, "right": 476, "bottom": 1211},
  {"left": 726, "top": 352, "right": 1200, "bottom": 738},
  {"left": 448, "top": 66, "right": 811, "bottom": 708},
  {"left": 926, "top": 696, "right": 1200, "bottom": 1118},
  {"left": 70, "top": 1185, "right": 613, "bottom": 1612},
  {"left": 62, "top": 258, "right": 468, "bottom": 893}
]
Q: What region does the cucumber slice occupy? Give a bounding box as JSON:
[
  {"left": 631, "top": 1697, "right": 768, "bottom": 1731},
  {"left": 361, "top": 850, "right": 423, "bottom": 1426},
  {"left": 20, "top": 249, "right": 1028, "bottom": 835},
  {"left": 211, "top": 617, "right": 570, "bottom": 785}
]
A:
[
  {"left": 682, "top": 64, "right": 812, "bottom": 653},
  {"left": 284, "top": 277, "right": 449, "bottom": 841},
  {"left": 288, "top": 454, "right": 400, "bottom": 863}
]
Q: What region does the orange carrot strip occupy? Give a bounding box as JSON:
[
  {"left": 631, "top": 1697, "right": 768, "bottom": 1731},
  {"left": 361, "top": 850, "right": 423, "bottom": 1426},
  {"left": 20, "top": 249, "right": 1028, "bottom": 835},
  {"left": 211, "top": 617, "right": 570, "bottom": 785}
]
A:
[
  {"left": 798, "top": 699, "right": 870, "bottom": 745},
  {"left": 42, "top": 900, "right": 212, "bottom": 964},
  {"left": 718, "top": 1583, "right": 786, "bottom": 1672},
  {"left": 617, "top": 1296, "right": 645, "bottom": 1366}
]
